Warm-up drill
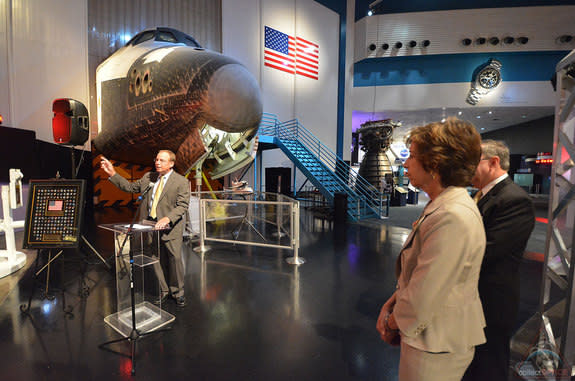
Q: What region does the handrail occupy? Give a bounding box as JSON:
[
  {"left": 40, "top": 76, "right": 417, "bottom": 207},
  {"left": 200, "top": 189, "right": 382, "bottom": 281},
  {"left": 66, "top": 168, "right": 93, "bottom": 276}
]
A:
[
  {"left": 258, "top": 112, "right": 384, "bottom": 219},
  {"left": 280, "top": 119, "right": 382, "bottom": 216}
]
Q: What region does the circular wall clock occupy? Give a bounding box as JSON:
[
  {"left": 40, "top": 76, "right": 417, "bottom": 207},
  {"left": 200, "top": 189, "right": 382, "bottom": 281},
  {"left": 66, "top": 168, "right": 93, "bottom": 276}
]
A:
[{"left": 466, "top": 59, "right": 502, "bottom": 105}]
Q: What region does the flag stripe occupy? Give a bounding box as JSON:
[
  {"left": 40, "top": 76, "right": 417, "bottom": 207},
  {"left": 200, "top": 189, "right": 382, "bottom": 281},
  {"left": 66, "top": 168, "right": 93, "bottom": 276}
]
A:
[
  {"left": 297, "top": 67, "right": 318, "bottom": 77},
  {"left": 295, "top": 47, "right": 319, "bottom": 60},
  {"left": 265, "top": 62, "right": 295, "bottom": 74},
  {"left": 264, "top": 49, "right": 295, "bottom": 64},
  {"left": 296, "top": 56, "right": 318, "bottom": 69},
  {"left": 296, "top": 64, "right": 318, "bottom": 76},
  {"left": 265, "top": 55, "right": 296, "bottom": 70},
  {"left": 296, "top": 70, "right": 318, "bottom": 80},
  {"left": 296, "top": 35, "right": 319, "bottom": 48}
]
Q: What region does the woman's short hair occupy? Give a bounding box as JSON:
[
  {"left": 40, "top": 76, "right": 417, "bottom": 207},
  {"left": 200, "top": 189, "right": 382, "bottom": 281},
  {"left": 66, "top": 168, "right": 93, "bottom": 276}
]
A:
[{"left": 406, "top": 118, "right": 481, "bottom": 187}]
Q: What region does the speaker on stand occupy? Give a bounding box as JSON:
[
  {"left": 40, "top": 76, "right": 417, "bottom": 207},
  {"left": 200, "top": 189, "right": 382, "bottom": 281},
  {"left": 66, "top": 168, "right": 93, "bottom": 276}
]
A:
[{"left": 51, "top": 98, "right": 109, "bottom": 269}]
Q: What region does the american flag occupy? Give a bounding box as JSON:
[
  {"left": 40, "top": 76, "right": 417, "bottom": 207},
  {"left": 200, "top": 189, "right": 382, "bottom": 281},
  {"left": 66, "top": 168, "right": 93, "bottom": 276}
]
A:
[
  {"left": 264, "top": 26, "right": 319, "bottom": 80},
  {"left": 48, "top": 200, "right": 63, "bottom": 211}
]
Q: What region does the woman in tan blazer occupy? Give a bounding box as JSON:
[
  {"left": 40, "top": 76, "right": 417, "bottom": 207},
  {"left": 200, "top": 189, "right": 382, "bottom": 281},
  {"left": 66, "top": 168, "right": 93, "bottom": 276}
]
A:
[{"left": 376, "top": 118, "right": 486, "bottom": 381}]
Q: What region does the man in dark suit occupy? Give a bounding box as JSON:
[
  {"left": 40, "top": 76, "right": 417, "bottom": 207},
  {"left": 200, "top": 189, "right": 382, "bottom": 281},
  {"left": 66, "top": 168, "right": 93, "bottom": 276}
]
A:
[
  {"left": 463, "top": 140, "right": 535, "bottom": 381},
  {"left": 101, "top": 150, "right": 191, "bottom": 307}
]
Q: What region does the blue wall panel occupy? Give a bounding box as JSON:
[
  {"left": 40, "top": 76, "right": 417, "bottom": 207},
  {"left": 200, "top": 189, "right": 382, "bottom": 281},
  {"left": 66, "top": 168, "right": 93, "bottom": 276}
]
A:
[{"left": 354, "top": 51, "right": 570, "bottom": 86}]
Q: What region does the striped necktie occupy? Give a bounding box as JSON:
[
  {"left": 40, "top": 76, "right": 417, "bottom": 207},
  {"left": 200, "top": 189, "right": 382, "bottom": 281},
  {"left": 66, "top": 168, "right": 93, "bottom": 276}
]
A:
[{"left": 150, "top": 176, "right": 164, "bottom": 219}]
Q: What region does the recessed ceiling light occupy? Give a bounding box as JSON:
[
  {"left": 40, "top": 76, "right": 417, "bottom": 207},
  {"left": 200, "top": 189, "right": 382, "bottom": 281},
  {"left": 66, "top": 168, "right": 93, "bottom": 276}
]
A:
[
  {"left": 458, "top": 111, "right": 462, "bottom": 116},
  {"left": 476, "top": 115, "right": 481, "bottom": 119},
  {"left": 441, "top": 118, "right": 446, "bottom": 123},
  {"left": 522, "top": 115, "right": 527, "bottom": 118},
  {"left": 488, "top": 111, "right": 492, "bottom": 115},
  {"left": 481, "top": 127, "right": 485, "bottom": 130}
]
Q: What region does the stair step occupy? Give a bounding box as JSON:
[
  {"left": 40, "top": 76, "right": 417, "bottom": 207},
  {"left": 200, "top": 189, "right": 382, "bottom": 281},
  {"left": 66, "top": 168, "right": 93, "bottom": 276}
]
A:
[{"left": 278, "top": 133, "right": 384, "bottom": 221}]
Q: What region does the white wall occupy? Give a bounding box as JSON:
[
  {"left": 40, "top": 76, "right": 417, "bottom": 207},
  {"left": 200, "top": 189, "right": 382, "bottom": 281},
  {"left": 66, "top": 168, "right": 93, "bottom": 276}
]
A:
[
  {"left": 343, "top": 0, "right": 356, "bottom": 162},
  {"left": 292, "top": 0, "right": 339, "bottom": 151},
  {"left": 222, "top": 0, "right": 340, "bottom": 192},
  {"left": 355, "top": 6, "right": 575, "bottom": 61},
  {"left": 0, "top": 0, "right": 90, "bottom": 143}
]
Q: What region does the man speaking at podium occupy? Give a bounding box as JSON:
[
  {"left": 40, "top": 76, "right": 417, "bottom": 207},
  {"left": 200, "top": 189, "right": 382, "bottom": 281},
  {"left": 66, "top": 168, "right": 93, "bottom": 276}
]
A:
[{"left": 101, "top": 150, "right": 191, "bottom": 307}]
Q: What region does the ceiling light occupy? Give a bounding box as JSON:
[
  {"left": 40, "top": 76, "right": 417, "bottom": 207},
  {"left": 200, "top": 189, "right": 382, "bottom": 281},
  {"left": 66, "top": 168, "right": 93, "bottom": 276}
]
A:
[
  {"left": 422, "top": 40, "right": 430, "bottom": 47},
  {"left": 368, "top": 0, "right": 383, "bottom": 16},
  {"left": 395, "top": 42, "right": 403, "bottom": 49},
  {"left": 476, "top": 116, "right": 481, "bottom": 119},
  {"left": 488, "top": 111, "right": 492, "bottom": 114},
  {"left": 481, "top": 128, "right": 485, "bottom": 130},
  {"left": 382, "top": 43, "right": 389, "bottom": 50},
  {"left": 458, "top": 111, "right": 462, "bottom": 116},
  {"left": 409, "top": 40, "right": 417, "bottom": 48},
  {"left": 369, "top": 44, "right": 376, "bottom": 51}
]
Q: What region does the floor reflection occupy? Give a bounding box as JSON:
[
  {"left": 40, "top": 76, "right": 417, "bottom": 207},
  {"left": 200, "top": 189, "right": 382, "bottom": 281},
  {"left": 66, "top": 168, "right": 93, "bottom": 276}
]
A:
[{"left": 0, "top": 207, "right": 543, "bottom": 380}]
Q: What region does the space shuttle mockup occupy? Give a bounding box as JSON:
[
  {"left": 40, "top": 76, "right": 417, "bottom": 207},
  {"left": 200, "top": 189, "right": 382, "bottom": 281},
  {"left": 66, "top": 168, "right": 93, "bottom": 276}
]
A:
[{"left": 93, "top": 27, "right": 262, "bottom": 178}]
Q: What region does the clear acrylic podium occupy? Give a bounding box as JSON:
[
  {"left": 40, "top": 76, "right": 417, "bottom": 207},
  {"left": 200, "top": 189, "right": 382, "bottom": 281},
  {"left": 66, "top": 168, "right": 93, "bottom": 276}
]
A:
[{"left": 99, "top": 222, "right": 175, "bottom": 337}]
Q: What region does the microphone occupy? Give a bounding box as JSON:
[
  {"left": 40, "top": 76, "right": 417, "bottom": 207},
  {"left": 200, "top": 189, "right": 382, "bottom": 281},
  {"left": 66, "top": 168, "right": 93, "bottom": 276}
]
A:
[{"left": 138, "top": 182, "right": 155, "bottom": 201}]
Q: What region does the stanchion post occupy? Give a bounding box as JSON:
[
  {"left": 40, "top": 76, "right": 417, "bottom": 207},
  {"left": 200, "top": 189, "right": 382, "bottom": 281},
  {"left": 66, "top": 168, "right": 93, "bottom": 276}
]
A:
[
  {"left": 272, "top": 194, "right": 286, "bottom": 238},
  {"left": 286, "top": 201, "right": 303, "bottom": 265},
  {"left": 193, "top": 197, "right": 210, "bottom": 253}
]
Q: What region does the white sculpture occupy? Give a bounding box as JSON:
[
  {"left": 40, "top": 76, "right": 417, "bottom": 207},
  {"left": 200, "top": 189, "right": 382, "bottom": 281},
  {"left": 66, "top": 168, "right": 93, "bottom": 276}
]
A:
[{"left": 0, "top": 169, "right": 26, "bottom": 278}]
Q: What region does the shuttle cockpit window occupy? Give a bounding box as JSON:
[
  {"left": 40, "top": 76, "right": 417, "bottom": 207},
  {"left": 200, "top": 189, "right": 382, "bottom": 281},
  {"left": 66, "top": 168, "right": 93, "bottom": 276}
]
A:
[
  {"left": 128, "top": 31, "right": 155, "bottom": 46},
  {"left": 184, "top": 37, "right": 202, "bottom": 48},
  {"left": 126, "top": 28, "right": 203, "bottom": 49},
  {"left": 157, "top": 31, "right": 178, "bottom": 43}
]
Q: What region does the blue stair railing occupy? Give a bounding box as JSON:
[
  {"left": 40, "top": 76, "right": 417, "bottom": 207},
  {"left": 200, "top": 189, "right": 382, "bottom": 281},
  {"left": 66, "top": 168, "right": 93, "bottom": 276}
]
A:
[{"left": 258, "top": 113, "right": 387, "bottom": 221}]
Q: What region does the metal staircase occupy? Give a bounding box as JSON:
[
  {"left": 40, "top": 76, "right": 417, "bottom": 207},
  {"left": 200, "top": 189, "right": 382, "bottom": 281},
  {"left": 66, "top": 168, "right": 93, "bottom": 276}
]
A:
[{"left": 258, "top": 113, "right": 387, "bottom": 221}]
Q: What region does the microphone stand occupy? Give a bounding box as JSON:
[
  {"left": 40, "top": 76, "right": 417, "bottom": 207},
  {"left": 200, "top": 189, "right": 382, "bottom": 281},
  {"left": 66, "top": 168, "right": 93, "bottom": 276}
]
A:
[{"left": 99, "top": 182, "right": 166, "bottom": 376}]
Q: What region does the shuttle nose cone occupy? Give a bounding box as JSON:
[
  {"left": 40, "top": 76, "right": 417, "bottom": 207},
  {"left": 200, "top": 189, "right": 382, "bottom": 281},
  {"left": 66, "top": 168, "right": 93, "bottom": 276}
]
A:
[{"left": 204, "top": 64, "right": 262, "bottom": 133}]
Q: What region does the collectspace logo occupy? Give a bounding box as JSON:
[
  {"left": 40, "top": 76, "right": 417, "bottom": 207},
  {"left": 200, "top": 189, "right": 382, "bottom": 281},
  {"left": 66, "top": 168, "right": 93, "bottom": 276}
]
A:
[{"left": 514, "top": 347, "right": 570, "bottom": 379}]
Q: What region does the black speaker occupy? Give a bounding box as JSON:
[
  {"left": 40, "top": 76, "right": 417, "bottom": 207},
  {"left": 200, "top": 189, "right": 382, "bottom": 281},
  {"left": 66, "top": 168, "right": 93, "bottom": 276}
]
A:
[{"left": 52, "top": 98, "right": 89, "bottom": 145}]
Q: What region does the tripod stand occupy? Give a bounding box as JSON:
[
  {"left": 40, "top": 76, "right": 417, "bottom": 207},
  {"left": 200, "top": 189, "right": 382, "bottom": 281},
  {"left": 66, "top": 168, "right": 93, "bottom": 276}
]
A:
[
  {"left": 98, "top": 186, "right": 173, "bottom": 375},
  {"left": 20, "top": 248, "right": 74, "bottom": 317},
  {"left": 229, "top": 192, "right": 267, "bottom": 242}
]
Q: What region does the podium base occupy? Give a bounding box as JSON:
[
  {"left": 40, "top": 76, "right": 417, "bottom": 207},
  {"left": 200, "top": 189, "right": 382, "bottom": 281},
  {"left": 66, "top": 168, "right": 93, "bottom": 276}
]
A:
[{"left": 104, "top": 301, "right": 175, "bottom": 337}]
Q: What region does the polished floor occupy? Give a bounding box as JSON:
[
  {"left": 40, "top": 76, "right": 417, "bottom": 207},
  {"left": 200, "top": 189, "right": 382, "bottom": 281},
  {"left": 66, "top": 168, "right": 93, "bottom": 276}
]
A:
[{"left": 0, "top": 201, "right": 548, "bottom": 381}]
